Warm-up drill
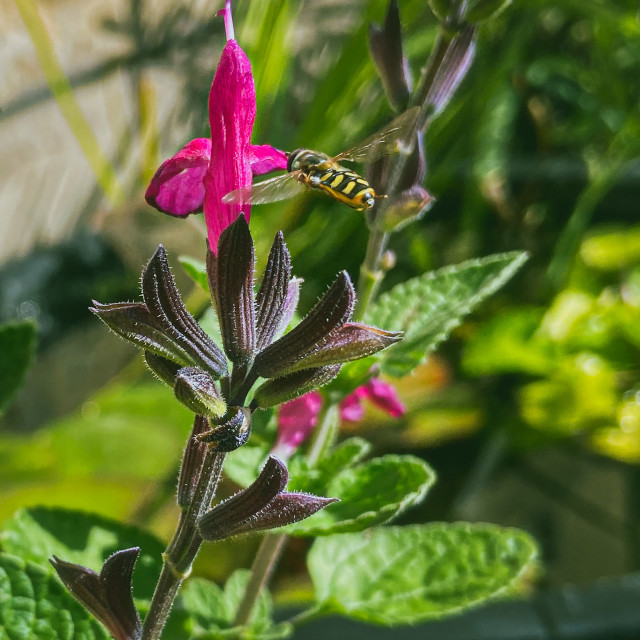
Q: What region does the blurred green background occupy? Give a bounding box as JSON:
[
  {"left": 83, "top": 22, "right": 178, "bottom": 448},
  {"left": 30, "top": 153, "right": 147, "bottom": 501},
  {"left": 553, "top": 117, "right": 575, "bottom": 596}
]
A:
[{"left": 1, "top": 0, "right": 640, "bottom": 628}]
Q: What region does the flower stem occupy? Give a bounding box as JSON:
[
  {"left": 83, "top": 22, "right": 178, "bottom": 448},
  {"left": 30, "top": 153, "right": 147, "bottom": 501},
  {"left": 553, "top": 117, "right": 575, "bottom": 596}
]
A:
[
  {"left": 306, "top": 403, "right": 338, "bottom": 467},
  {"left": 286, "top": 606, "right": 324, "bottom": 628},
  {"left": 142, "top": 447, "right": 226, "bottom": 640},
  {"left": 354, "top": 225, "right": 388, "bottom": 321},
  {"left": 233, "top": 533, "right": 288, "bottom": 628},
  {"left": 355, "top": 23, "right": 465, "bottom": 321},
  {"left": 232, "top": 404, "right": 336, "bottom": 631}
]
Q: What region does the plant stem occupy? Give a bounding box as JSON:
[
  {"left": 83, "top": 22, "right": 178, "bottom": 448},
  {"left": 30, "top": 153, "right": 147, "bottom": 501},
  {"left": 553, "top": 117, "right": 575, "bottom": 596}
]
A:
[
  {"left": 141, "top": 448, "right": 226, "bottom": 640},
  {"left": 354, "top": 225, "right": 389, "bottom": 321},
  {"left": 233, "top": 533, "right": 288, "bottom": 628},
  {"left": 306, "top": 404, "right": 338, "bottom": 466},
  {"left": 355, "top": 24, "right": 466, "bottom": 320},
  {"left": 286, "top": 606, "right": 324, "bottom": 628}
]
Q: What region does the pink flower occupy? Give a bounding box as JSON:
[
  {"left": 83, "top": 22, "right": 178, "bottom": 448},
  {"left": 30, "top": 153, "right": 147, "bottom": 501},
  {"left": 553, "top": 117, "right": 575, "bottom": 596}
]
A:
[
  {"left": 145, "top": 1, "right": 287, "bottom": 251},
  {"left": 273, "top": 380, "right": 406, "bottom": 458},
  {"left": 340, "top": 377, "right": 406, "bottom": 422},
  {"left": 272, "top": 391, "right": 323, "bottom": 460}
]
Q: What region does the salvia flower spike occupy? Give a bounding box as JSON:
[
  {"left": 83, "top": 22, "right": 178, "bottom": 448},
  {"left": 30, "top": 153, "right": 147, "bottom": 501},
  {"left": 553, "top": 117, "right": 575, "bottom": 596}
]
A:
[
  {"left": 50, "top": 548, "right": 142, "bottom": 640},
  {"left": 198, "top": 456, "right": 336, "bottom": 541}
]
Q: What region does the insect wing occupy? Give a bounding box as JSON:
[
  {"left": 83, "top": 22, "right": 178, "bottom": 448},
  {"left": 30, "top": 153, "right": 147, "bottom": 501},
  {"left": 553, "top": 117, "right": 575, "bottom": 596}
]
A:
[
  {"left": 222, "top": 172, "right": 305, "bottom": 205},
  {"left": 334, "top": 106, "right": 419, "bottom": 164}
]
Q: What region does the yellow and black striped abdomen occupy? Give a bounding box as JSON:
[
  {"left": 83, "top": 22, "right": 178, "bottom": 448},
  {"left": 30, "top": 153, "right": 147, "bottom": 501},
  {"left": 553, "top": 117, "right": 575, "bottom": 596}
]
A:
[{"left": 306, "top": 165, "right": 376, "bottom": 210}]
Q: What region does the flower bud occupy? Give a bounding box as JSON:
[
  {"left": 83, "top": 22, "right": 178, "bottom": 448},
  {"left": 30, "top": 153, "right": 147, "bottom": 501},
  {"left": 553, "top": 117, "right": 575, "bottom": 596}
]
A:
[
  {"left": 144, "top": 351, "right": 181, "bottom": 386},
  {"left": 142, "top": 245, "right": 228, "bottom": 377},
  {"left": 91, "top": 245, "right": 228, "bottom": 380},
  {"left": 262, "top": 323, "right": 402, "bottom": 377},
  {"left": 253, "top": 271, "right": 354, "bottom": 378},
  {"left": 251, "top": 365, "right": 342, "bottom": 409},
  {"left": 424, "top": 26, "right": 476, "bottom": 121},
  {"left": 50, "top": 548, "right": 142, "bottom": 640},
  {"left": 174, "top": 367, "right": 226, "bottom": 418},
  {"left": 197, "top": 407, "right": 251, "bottom": 452},
  {"left": 90, "top": 301, "right": 193, "bottom": 367},
  {"left": 382, "top": 186, "right": 435, "bottom": 232},
  {"left": 255, "top": 232, "right": 292, "bottom": 350},
  {"left": 208, "top": 215, "right": 257, "bottom": 367},
  {"left": 198, "top": 456, "right": 337, "bottom": 541},
  {"left": 369, "top": 0, "right": 411, "bottom": 111},
  {"left": 198, "top": 456, "right": 287, "bottom": 540}
]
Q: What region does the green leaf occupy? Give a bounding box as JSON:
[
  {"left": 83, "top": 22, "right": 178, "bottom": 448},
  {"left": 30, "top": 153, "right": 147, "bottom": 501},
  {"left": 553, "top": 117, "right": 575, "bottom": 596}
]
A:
[
  {"left": 0, "top": 552, "right": 109, "bottom": 639},
  {"left": 315, "top": 437, "right": 372, "bottom": 473},
  {"left": 1, "top": 507, "right": 164, "bottom": 600},
  {"left": 308, "top": 523, "right": 539, "bottom": 625},
  {"left": 179, "top": 255, "right": 209, "bottom": 291},
  {"left": 225, "top": 441, "right": 429, "bottom": 537},
  {"left": 286, "top": 437, "right": 372, "bottom": 496},
  {"left": 285, "top": 455, "right": 434, "bottom": 536},
  {"left": 179, "top": 570, "right": 292, "bottom": 640},
  {"left": 0, "top": 321, "right": 37, "bottom": 416},
  {"left": 365, "top": 252, "right": 529, "bottom": 377}
]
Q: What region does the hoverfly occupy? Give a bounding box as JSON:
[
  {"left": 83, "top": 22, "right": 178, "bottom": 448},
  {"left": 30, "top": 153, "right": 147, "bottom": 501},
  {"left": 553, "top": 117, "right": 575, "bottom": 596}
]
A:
[{"left": 223, "top": 107, "right": 419, "bottom": 211}]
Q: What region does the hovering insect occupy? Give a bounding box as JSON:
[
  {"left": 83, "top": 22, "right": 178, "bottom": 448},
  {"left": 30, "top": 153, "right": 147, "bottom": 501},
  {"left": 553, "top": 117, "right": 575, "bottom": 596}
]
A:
[{"left": 223, "top": 107, "right": 419, "bottom": 211}]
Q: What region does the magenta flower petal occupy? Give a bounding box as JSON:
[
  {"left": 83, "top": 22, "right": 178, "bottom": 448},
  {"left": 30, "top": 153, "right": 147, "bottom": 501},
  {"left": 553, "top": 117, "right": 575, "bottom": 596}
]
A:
[
  {"left": 204, "top": 39, "right": 256, "bottom": 252},
  {"left": 248, "top": 145, "right": 288, "bottom": 175},
  {"left": 361, "top": 378, "right": 406, "bottom": 417},
  {"left": 144, "top": 3, "right": 285, "bottom": 245},
  {"left": 273, "top": 391, "right": 322, "bottom": 459},
  {"left": 340, "top": 393, "right": 364, "bottom": 422},
  {"left": 340, "top": 378, "right": 406, "bottom": 422},
  {"left": 145, "top": 138, "right": 211, "bottom": 216}
]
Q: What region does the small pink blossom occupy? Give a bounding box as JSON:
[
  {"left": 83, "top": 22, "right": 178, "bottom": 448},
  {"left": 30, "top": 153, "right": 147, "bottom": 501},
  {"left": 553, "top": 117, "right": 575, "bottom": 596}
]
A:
[
  {"left": 273, "top": 379, "right": 406, "bottom": 458},
  {"left": 341, "top": 377, "right": 406, "bottom": 421},
  {"left": 272, "top": 391, "right": 323, "bottom": 460},
  {"left": 145, "top": 1, "right": 287, "bottom": 251}
]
